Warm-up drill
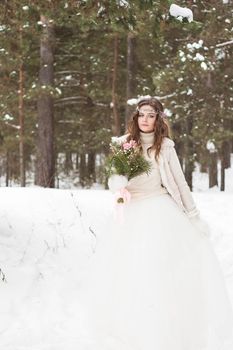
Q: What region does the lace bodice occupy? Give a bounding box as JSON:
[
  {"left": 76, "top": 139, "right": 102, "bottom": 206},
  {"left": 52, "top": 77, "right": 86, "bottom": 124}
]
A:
[{"left": 125, "top": 131, "right": 168, "bottom": 200}]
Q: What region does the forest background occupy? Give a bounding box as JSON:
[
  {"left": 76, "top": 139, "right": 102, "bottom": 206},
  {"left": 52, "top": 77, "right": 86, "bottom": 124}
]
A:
[{"left": 0, "top": 0, "right": 232, "bottom": 191}]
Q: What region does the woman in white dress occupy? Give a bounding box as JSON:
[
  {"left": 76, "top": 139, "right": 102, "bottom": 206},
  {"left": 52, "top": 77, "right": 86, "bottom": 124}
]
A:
[{"left": 77, "top": 97, "right": 233, "bottom": 350}]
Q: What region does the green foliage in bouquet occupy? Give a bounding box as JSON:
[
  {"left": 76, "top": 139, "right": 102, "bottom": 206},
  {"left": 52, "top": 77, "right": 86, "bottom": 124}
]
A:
[{"left": 106, "top": 139, "right": 152, "bottom": 181}]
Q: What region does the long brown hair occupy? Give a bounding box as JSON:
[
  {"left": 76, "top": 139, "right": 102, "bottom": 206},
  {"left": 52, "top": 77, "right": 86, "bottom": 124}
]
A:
[{"left": 126, "top": 97, "right": 171, "bottom": 160}]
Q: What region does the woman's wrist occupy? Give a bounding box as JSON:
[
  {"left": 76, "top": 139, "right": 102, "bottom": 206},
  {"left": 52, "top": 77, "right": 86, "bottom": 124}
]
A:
[
  {"left": 189, "top": 214, "right": 211, "bottom": 238},
  {"left": 186, "top": 208, "right": 200, "bottom": 219}
]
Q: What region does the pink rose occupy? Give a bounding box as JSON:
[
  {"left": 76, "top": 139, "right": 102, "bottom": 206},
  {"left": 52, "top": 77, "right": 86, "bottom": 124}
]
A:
[{"left": 122, "top": 140, "right": 137, "bottom": 150}]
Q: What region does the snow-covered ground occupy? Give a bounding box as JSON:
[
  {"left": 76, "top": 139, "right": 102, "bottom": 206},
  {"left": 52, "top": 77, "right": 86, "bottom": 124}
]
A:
[
  {"left": 0, "top": 164, "right": 233, "bottom": 349},
  {"left": 0, "top": 188, "right": 114, "bottom": 350}
]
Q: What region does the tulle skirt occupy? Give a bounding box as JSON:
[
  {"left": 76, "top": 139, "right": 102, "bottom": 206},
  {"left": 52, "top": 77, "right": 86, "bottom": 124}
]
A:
[{"left": 76, "top": 193, "right": 233, "bottom": 350}]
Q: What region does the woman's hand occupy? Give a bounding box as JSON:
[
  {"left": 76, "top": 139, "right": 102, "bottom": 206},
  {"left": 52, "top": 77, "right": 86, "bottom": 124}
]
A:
[
  {"left": 108, "top": 174, "right": 128, "bottom": 193},
  {"left": 189, "top": 215, "right": 211, "bottom": 238}
]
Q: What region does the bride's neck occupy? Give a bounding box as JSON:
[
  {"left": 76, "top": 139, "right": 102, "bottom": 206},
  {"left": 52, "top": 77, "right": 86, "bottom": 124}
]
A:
[{"left": 140, "top": 131, "right": 154, "bottom": 145}]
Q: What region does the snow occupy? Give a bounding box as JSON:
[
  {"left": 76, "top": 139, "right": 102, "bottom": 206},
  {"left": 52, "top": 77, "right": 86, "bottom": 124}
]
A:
[
  {"left": 0, "top": 163, "right": 233, "bottom": 349},
  {"left": 164, "top": 108, "right": 172, "bottom": 117},
  {"left": 127, "top": 95, "right": 175, "bottom": 106},
  {"left": 0, "top": 188, "right": 113, "bottom": 349},
  {"left": 55, "top": 87, "right": 62, "bottom": 95},
  {"left": 193, "top": 53, "right": 205, "bottom": 61},
  {"left": 127, "top": 95, "right": 152, "bottom": 105},
  {"left": 187, "top": 40, "right": 203, "bottom": 51},
  {"left": 169, "top": 4, "right": 193, "bottom": 23},
  {"left": 201, "top": 62, "right": 208, "bottom": 70},
  {"left": 3, "top": 113, "right": 14, "bottom": 121},
  {"left": 206, "top": 140, "right": 216, "bottom": 152},
  {"left": 116, "top": 0, "right": 129, "bottom": 7}
]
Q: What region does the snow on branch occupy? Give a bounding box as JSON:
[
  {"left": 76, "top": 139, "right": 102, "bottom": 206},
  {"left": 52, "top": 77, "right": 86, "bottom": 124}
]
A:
[
  {"left": 127, "top": 93, "right": 178, "bottom": 106},
  {"left": 169, "top": 4, "right": 193, "bottom": 23},
  {"left": 216, "top": 39, "right": 233, "bottom": 48},
  {"left": 3, "top": 121, "right": 20, "bottom": 130}
]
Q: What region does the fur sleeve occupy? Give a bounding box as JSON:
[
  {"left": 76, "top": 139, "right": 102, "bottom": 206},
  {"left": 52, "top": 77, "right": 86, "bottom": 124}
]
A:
[{"left": 168, "top": 144, "right": 199, "bottom": 218}]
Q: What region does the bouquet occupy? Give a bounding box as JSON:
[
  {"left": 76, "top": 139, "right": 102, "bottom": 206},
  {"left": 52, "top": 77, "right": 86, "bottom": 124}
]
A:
[{"left": 106, "top": 137, "right": 152, "bottom": 205}]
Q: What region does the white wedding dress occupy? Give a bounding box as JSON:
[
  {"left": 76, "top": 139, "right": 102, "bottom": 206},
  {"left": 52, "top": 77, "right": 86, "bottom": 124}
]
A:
[{"left": 76, "top": 135, "right": 233, "bottom": 350}]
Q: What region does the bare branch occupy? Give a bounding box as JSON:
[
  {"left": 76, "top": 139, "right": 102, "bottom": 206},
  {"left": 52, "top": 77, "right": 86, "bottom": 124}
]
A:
[
  {"left": 1, "top": 121, "right": 20, "bottom": 130},
  {"left": 216, "top": 40, "right": 233, "bottom": 48}
]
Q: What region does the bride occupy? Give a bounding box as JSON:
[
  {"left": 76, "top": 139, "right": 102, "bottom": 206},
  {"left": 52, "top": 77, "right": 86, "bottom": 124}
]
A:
[{"left": 76, "top": 97, "right": 233, "bottom": 350}]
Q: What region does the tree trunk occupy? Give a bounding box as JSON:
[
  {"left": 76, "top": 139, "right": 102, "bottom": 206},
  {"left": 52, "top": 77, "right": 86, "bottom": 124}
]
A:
[
  {"left": 220, "top": 141, "right": 229, "bottom": 191},
  {"left": 87, "top": 152, "right": 96, "bottom": 183},
  {"left": 220, "top": 160, "right": 225, "bottom": 191},
  {"left": 75, "top": 153, "right": 79, "bottom": 169},
  {"left": 65, "top": 152, "right": 73, "bottom": 174},
  {"left": 79, "top": 153, "right": 86, "bottom": 187},
  {"left": 18, "top": 24, "right": 25, "bottom": 187},
  {"left": 222, "top": 140, "right": 231, "bottom": 169},
  {"left": 125, "top": 32, "right": 136, "bottom": 127},
  {"left": 36, "top": 15, "right": 55, "bottom": 188},
  {"left": 231, "top": 118, "right": 233, "bottom": 150},
  {"left": 111, "top": 33, "right": 121, "bottom": 136},
  {"left": 200, "top": 162, "right": 208, "bottom": 173},
  {"left": 209, "top": 151, "right": 218, "bottom": 188},
  {"left": 5, "top": 151, "right": 9, "bottom": 187},
  {"left": 172, "top": 121, "right": 184, "bottom": 168}
]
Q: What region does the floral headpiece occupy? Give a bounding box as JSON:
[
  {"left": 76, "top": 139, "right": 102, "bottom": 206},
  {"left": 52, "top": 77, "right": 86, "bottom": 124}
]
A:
[{"left": 136, "top": 106, "right": 167, "bottom": 118}]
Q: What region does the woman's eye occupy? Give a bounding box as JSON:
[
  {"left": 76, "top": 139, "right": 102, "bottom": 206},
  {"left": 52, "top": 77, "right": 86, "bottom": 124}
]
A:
[{"left": 138, "top": 113, "right": 156, "bottom": 118}]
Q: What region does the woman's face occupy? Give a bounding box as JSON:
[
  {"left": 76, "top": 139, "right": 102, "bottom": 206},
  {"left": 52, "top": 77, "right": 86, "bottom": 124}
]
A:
[{"left": 137, "top": 104, "right": 157, "bottom": 133}]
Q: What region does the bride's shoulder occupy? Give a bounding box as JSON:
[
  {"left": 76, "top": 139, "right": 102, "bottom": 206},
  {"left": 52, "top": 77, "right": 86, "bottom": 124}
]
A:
[
  {"left": 161, "top": 137, "right": 175, "bottom": 148},
  {"left": 111, "top": 133, "right": 130, "bottom": 144}
]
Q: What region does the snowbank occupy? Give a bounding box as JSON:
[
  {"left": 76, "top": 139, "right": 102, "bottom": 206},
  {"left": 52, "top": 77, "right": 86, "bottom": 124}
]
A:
[{"left": 0, "top": 187, "right": 232, "bottom": 349}]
